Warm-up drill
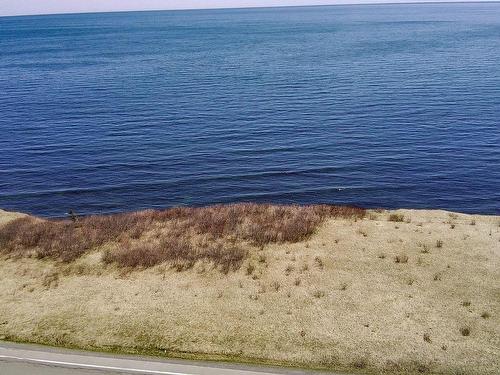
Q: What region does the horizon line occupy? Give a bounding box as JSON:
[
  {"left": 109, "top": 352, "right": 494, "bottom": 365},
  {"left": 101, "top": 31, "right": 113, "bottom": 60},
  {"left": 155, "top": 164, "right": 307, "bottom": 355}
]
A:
[{"left": 1, "top": 0, "right": 498, "bottom": 19}]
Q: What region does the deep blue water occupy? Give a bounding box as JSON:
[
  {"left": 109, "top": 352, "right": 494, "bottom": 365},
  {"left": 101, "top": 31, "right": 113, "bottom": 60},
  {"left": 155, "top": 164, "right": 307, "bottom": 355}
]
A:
[{"left": 0, "top": 3, "right": 499, "bottom": 217}]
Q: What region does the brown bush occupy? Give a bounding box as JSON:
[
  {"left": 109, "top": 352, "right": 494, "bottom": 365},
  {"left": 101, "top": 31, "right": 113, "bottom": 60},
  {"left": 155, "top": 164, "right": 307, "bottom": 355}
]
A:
[
  {"left": 389, "top": 213, "right": 405, "bottom": 222},
  {"left": 103, "top": 237, "right": 246, "bottom": 274},
  {"left": 0, "top": 203, "right": 364, "bottom": 271},
  {"left": 395, "top": 255, "right": 409, "bottom": 264},
  {"left": 0, "top": 217, "right": 89, "bottom": 262},
  {"left": 183, "top": 203, "right": 364, "bottom": 245},
  {"left": 80, "top": 211, "right": 155, "bottom": 244},
  {"left": 460, "top": 327, "right": 471, "bottom": 337}
]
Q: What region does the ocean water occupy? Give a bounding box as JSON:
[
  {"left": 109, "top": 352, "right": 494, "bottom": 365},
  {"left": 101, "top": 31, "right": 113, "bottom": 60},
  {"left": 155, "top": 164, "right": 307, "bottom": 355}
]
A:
[{"left": 0, "top": 3, "right": 499, "bottom": 217}]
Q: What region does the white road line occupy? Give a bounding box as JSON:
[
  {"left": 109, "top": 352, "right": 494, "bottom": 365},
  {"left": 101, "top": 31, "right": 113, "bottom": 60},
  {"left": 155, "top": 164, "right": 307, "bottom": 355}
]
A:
[{"left": 0, "top": 354, "right": 191, "bottom": 375}]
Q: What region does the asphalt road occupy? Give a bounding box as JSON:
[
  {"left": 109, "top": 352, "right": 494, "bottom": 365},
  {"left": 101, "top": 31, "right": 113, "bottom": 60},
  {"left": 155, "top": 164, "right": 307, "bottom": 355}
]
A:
[{"left": 0, "top": 342, "right": 320, "bottom": 375}]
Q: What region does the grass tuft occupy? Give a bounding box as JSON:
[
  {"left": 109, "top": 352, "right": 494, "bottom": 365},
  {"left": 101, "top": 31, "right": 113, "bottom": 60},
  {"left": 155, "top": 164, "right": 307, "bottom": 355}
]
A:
[
  {"left": 352, "top": 358, "right": 368, "bottom": 369},
  {"left": 460, "top": 327, "right": 471, "bottom": 336},
  {"left": 314, "top": 256, "right": 324, "bottom": 269},
  {"left": 388, "top": 213, "right": 405, "bottom": 222},
  {"left": 395, "top": 255, "right": 409, "bottom": 264},
  {"left": 313, "top": 290, "right": 325, "bottom": 298},
  {"left": 270, "top": 281, "right": 281, "bottom": 292}
]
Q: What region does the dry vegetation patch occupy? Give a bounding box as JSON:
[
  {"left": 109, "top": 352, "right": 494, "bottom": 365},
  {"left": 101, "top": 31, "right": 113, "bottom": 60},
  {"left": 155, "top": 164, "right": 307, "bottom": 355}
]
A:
[
  {"left": 389, "top": 213, "right": 405, "bottom": 222},
  {"left": 0, "top": 207, "right": 499, "bottom": 375},
  {"left": 0, "top": 204, "right": 364, "bottom": 272}
]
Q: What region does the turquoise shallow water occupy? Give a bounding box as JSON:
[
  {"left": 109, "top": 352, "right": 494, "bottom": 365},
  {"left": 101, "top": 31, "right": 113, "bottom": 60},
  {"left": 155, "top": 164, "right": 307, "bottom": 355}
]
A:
[{"left": 0, "top": 3, "right": 499, "bottom": 217}]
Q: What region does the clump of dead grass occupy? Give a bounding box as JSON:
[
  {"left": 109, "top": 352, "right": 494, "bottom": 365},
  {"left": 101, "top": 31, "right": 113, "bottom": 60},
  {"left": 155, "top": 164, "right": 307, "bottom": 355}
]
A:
[
  {"left": 388, "top": 213, "right": 405, "bottom": 222},
  {"left": 313, "top": 290, "right": 325, "bottom": 298},
  {"left": 41, "top": 271, "right": 59, "bottom": 289},
  {"left": 460, "top": 327, "right": 471, "bottom": 337},
  {"left": 246, "top": 263, "right": 255, "bottom": 275},
  {"left": 270, "top": 281, "right": 281, "bottom": 292},
  {"left": 395, "top": 254, "right": 409, "bottom": 264},
  {"left": 0, "top": 203, "right": 365, "bottom": 272},
  {"left": 314, "top": 256, "right": 324, "bottom": 269},
  {"left": 352, "top": 358, "right": 368, "bottom": 369}
]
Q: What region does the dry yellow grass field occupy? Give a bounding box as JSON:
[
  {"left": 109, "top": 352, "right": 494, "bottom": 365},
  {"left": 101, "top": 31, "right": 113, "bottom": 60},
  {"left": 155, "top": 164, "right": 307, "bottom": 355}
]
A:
[{"left": 0, "top": 206, "right": 499, "bottom": 375}]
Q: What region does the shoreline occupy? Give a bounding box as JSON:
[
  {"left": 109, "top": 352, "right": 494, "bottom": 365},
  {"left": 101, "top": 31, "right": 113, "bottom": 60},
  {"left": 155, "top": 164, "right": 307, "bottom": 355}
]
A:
[
  {"left": 2, "top": 204, "right": 499, "bottom": 222},
  {"left": 0, "top": 204, "right": 499, "bottom": 375}
]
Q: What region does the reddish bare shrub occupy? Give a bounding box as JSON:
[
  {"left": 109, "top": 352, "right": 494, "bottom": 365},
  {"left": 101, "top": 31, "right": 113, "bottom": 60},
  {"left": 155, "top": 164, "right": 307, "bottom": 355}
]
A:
[
  {"left": 36, "top": 226, "right": 89, "bottom": 262},
  {"left": 0, "top": 203, "right": 364, "bottom": 271},
  {"left": 80, "top": 211, "right": 154, "bottom": 244},
  {"left": 0, "top": 217, "right": 89, "bottom": 262},
  {"left": 103, "top": 237, "right": 246, "bottom": 273},
  {"left": 0, "top": 217, "right": 48, "bottom": 253}
]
